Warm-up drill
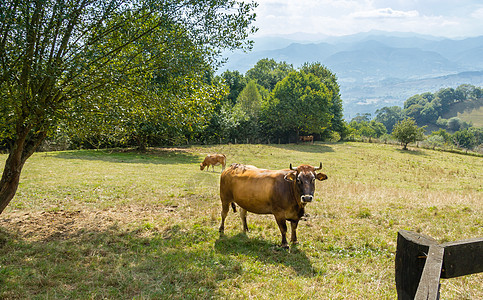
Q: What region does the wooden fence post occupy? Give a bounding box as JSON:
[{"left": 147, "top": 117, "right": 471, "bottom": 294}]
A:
[
  {"left": 441, "top": 237, "right": 483, "bottom": 278},
  {"left": 395, "top": 230, "right": 483, "bottom": 300},
  {"left": 414, "top": 245, "right": 444, "bottom": 300},
  {"left": 395, "top": 230, "right": 438, "bottom": 299}
]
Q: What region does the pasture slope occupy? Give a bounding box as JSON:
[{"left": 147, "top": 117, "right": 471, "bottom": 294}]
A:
[{"left": 0, "top": 142, "right": 482, "bottom": 299}]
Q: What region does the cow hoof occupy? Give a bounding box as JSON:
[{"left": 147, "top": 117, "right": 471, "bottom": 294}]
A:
[{"left": 280, "top": 244, "right": 290, "bottom": 249}]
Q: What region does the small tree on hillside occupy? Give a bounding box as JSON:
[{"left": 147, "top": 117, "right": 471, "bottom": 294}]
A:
[{"left": 392, "top": 118, "right": 426, "bottom": 150}]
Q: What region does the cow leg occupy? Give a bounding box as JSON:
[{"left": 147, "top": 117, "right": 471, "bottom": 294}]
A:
[
  {"left": 274, "top": 215, "right": 289, "bottom": 248},
  {"left": 239, "top": 208, "right": 249, "bottom": 232},
  {"left": 219, "top": 202, "right": 230, "bottom": 235},
  {"left": 290, "top": 220, "right": 299, "bottom": 244}
]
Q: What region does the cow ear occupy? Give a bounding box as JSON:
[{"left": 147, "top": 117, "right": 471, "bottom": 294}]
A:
[
  {"left": 284, "top": 172, "right": 297, "bottom": 182},
  {"left": 316, "top": 172, "right": 328, "bottom": 181}
]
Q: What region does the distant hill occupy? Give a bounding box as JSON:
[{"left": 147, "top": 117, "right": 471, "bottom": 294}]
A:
[
  {"left": 343, "top": 71, "right": 483, "bottom": 119},
  {"left": 221, "top": 31, "right": 483, "bottom": 118}
]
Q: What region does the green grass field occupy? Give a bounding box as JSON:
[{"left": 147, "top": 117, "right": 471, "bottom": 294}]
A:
[
  {"left": 458, "top": 106, "right": 483, "bottom": 127},
  {"left": 0, "top": 142, "right": 482, "bottom": 299}
]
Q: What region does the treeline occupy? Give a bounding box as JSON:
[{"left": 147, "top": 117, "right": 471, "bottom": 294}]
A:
[
  {"left": 347, "top": 84, "right": 483, "bottom": 152},
  {"left": 35, "top": 59, "right": 346, "bottom": 150},
  {"left": 7, "top": 51, "right": 481, "bottom": 153},
  {"left": 198, "top": 59, "right": 345, "bottom": 144},
  {"left": 374, "top": 85, "right": 482, "bottom": 132}
]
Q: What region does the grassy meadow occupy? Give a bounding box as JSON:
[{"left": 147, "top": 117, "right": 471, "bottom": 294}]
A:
[
  {"left": 458, "top": 106, "right": 483, "bottom": 127},
  {"left": 0, "top": 142, "right": 482, "bottom": 299}
]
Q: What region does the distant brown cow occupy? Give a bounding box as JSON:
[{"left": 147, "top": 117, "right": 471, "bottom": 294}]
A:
[
  {"left": 219, "top": 162, "right": 328, "bottom": 248},
  {"left": 299, "top": 135, "right": 314, "bottom": 143},
  {"left": 200, "top": 154, "right": 226, "bottom": 172}
]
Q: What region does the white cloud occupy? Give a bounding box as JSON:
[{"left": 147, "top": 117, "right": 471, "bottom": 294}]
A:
[
  {"left": 252, "top": 0, "right": 483, "bottom": 38},
  {"left": 471, "top": 7, "right": 483, "bottom": 18},
  {"left": 350, "top": 8, "right": 419, "bottom": 19}
]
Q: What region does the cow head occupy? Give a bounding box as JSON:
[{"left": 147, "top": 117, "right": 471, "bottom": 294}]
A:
[
  {"left": 284, "top": 163, "right": 328, "bottom": 203},
  {"left": 200, "top": 162, "right": 206, "bottom": 170}
]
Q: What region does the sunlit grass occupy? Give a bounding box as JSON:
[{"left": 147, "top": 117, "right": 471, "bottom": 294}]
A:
[{"left": 0, "top": 142, "right": 481, "bottom": 299}]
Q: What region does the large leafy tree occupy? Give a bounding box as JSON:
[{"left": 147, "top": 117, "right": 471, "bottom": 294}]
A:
[
  {"left": 229, "top": 80, "right": 263, "bottom": 140},
  {"left": 262, "top": 71, "right": 333, "bottom": 141},
  {"left": 348, "top": 120, "right": 386, "bottom": 139},
  {"left": 300, "top": 62, "right": 345, "bottom": 139},
  {"left": 0, "top": 0, "right": 257, "bottom": 214},
  {"left": 220, "top": 70, "right": 247, "bottom": 106},
  {"left": 374, "top": 106, "right": 405, "bottom": 133},
  {"left": 246, "top": 58, "right": 294, "bottom": 91},
  {"left": 452, "top": 129, "right": 478, "bottom": 150}
]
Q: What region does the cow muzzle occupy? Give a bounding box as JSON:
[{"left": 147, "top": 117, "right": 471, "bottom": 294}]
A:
[{"left": 301, "top": 195, "right": 313, "bottom": 203}]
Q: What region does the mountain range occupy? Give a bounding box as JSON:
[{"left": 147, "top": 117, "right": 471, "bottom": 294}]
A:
[{"left": 220, "top": 31, "right": 483, "bottom": 119}]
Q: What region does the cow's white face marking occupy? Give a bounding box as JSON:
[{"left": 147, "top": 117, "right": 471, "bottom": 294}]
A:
[{"left": 297, "top": 172, "right": 316, "bottom": 203}]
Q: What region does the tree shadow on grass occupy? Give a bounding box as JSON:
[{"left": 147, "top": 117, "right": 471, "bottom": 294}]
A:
[
  {"left": 266, "top": 142, "right": 335, "bottom": 154},
  {"left": 0, "top": 223, "right": 240, "bottom": 299},
  {"left": 49, "top": 147, "right": 201, "bottom": 165},
  {"left": 395, "top": 148, "right": 429, "bottom": 156},
  {"left": 214, "top": 233, "right": 315, "bottom": 277}
]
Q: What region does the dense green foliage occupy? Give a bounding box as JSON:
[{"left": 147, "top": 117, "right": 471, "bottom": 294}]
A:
[
  {"left": 375, "top": 85, "right": 482, "bottom": 132},
  {"left": 359, "top": 84, "right": 483, "bottom": 151},
  {"left": 197, "top": 60, "right": 346, "bottom": 144},
  {"left": 347, "top": 119, "right": 387, "bottom": 140},
  {"left": 373, "top": 106, "right": 405, "bottom": 132},
  {"left": 245, "top": 58, "right": 294, "bottom": 91},
  {"left": 392, "top": 118, "right": 426, "bottom": 150},
  {"left": 0, "top": 0, "right": 257, "bottom": 150},
  {"left": 0, "top": 0, "right": 257, "bottom": 213},
  {"left": 262, "top": 71, "right": 333, "bottom": 140}
]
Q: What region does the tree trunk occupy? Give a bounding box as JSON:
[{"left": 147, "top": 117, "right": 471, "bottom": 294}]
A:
[
  {"left": 0, "top": 129, "right": 46, "bottom": 215},
  {"left": 0, "top": 152, "right": 24, "bottom": 214}
]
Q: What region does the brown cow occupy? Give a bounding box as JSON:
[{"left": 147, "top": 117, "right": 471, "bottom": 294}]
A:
[
  {"left": 219, "top": 163, "right": 328, "bottom": 248},
  {"left": 299, "top": 135, "right": 314, "bottom": 143},
  {"left": 200, "top": 154, "right": 226, "bottom": 172}
]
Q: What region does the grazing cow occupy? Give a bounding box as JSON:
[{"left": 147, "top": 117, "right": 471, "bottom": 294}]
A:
[
  {"left": 200, "top": 154, "right": 226, "bottom": 172},
  {"left": 219, "top": 163, "right": 328, "bottom": 248},
  {"left": 299, "top": 135, "right": 314, "bottom": 143}
]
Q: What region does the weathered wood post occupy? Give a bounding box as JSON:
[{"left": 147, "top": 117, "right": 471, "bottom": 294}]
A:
[
  {"left": 395, "top": 230, "right": 483, "bottom": 300},
  {"left": 395, "top": 230, "right": 439, "bottom": 299},
  {"left": 414, "top": 244, "right": 444, "bottom": 300},
  {"left": 440, "top": 237, "right": 483, "bottom": 279}
]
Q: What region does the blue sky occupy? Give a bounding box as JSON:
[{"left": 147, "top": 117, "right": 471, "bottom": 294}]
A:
[{"left": 253, "top": 0, "right": 483, "bottom": 38}]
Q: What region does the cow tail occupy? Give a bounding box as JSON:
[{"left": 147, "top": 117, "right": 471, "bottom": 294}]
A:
[{"left": 231, "top": 202, "right": 237, "bottom": 213}]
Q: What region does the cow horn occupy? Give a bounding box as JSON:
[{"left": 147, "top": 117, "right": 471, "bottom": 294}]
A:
[
  {"left": 314, "top": 162, "right": 322, "bottom": 170},
  {"left": 289, "top": 163, "right": 297, "bottom": 171}
]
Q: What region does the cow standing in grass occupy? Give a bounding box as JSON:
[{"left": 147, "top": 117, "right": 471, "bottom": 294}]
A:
[
  {"left": 219, "top": 163, "right": 328, "bottom": 248},
  {"left": 200, "top": 154, "right": 226, "bottom": 172},
  {"left": 299, "top": 135, "right": 314, "bottom": 143}
]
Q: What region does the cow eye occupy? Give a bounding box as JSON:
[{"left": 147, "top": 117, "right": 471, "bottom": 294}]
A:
[{"left": 311, "top": 178, "right": 316, "bottom": 183}]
